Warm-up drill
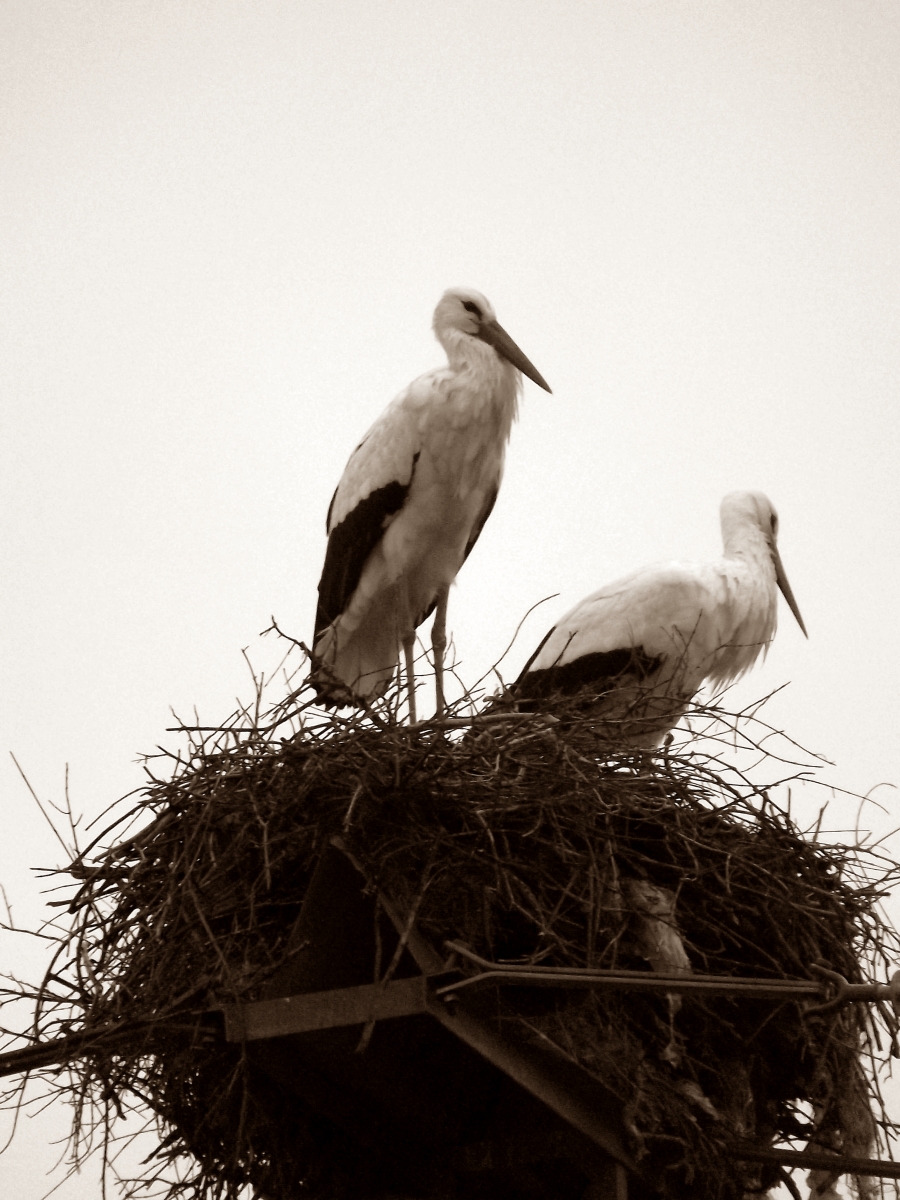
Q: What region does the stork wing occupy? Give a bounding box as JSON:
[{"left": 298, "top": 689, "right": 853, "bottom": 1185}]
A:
[
  {"left": 515, "top": 641, "right": 662, "bottom": 698},
  {"left": 314, "top": 405, "right": 421, "bottom": 639},
  {"left": 515, "top": 564, "right": 712, "bottom": 698}
]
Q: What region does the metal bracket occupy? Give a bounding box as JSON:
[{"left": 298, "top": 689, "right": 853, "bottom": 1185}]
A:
[{"left": 805, "top": 963, "right": 900, "bottom": 1015}]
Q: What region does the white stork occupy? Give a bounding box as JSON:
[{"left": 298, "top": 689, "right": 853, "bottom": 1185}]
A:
[
  {"left": 513, "top": 491, "right": 807, "bottom": 744},
  {"left": 312, "top": 287, "right": 551, "bottom": 722}
]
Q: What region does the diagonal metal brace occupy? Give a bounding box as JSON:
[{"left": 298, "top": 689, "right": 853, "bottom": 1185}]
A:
[
  {"left": 732, "top": 1142, "right": 900, "bottom": 1180},
  {"left": 328, "top": 837, "right": 641, "bottom": 1177}
]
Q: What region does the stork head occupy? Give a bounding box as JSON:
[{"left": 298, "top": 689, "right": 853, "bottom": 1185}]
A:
[
  {"left": 721, "top": 491, "right": 808, "bottom": 637},
  {"left": 433, "top": 287, "right": 552, "bottom": 392}
]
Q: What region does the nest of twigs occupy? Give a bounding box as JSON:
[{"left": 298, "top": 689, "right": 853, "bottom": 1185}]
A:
[{"left": 4, "top": 667, "right": 900, "bottom": 1200}]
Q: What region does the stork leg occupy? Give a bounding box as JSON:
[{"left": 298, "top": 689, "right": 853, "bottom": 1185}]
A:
[
  {"left": 402, "top": 632, "right": 417, "bottom": 725},
  {"left": 431, "top": 584, "right": 450, "bottom": 719}
]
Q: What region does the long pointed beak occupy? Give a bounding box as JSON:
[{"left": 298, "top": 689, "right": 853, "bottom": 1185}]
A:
[
  {"left": 477, "top": 320, "right": 552, "bottom": 392},
  {"left": 772, "top": 544, "right": 808, "bottom": 638}
]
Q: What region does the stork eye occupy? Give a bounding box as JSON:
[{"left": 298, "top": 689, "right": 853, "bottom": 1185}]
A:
[{"left": 462, "top": 300, "right": 482, "bottom": 318}]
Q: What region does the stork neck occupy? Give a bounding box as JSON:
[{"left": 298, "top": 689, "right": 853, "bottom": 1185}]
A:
[
  {"left": 441, "top": 328, "right": 521, "bottom": 418},
  {"left": 721, "top": 518, "right": 775, "bottom": 577}
]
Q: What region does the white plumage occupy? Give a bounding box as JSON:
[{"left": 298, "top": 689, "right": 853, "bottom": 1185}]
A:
[
  {"left": 313, "top": 287, "right": 550, "bottom": 721},
  {"left": 514, "top": 491, "right": 807, "bottom": 743}
]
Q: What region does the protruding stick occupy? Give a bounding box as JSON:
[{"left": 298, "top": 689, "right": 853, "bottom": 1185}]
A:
[
  {"left": 402, "top": 633, "right": 417, "bottom": 725},
  {"left": 431, "top": 585, "right": 450, "bottom": 719}
]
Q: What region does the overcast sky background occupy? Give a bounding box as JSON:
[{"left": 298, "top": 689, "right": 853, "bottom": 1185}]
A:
[{"left": 2, "top": 2, "right": 899, "bottom": 1196}]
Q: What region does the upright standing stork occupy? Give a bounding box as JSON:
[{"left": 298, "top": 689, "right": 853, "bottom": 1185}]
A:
[
  {"left": 312, "top": 287, "right": 551, "bottom": 722},
  {"left": 513, "top": 491, "right": 807, "bottom": 744}
]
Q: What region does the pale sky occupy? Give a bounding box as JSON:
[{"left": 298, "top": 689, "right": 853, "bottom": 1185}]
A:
[{"left": 2, "top": 2, "right": 899, "bottom": 1196}]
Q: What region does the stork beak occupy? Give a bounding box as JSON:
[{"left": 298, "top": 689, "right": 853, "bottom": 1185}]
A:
[
  {"left": 772, "top": 544, "right": 808, "bottom": 638},
  {"left": 477, "top": 320, "right": 552, "bottom": 393}
]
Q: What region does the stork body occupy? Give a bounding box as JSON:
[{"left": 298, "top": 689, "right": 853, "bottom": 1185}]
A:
[
  {"left": 313, "top": 288, "right": 550, "bottom": 720},
  {"left": 515, "top": 492, "right": 806, "bottom": 744}
]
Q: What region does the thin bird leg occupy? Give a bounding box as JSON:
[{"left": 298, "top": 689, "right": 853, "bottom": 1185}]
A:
[
  {"left": 402, "top": 632, "right": 417, "bottom": 725},
  {"left": 431, "top": 585, "right": 450, "bottom": 719}
]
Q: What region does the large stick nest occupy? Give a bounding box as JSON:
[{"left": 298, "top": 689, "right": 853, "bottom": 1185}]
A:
[{"left": 4, "top": 675, "right": 900, "bottom": 1200}]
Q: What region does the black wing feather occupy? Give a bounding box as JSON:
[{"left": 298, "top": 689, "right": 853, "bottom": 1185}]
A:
[
  {"left": 515, "top": 645, "right": 662, "bottom": 699},
  {"left": 315, "top": 464, "right": 417, "bottom": 638},
  {"left": 463, "top": 485, "right": 498, "bottom": 562}
]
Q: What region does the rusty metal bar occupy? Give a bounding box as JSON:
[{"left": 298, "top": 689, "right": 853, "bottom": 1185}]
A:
[
  {"left": 222, "top": 974, "right": 432, "bottom": 1042},
  {"left": 441, "top": 942, "right": 900, "bottom": 1010}
]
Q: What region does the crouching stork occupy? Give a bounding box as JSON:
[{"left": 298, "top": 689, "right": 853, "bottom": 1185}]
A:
[{"left": 512, "top": 491, "right": 807, "bottom": 744}]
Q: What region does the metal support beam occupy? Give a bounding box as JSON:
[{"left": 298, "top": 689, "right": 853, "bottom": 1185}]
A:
[{"left": 223, "top": 975, "right": 432, "bottom": 1042}]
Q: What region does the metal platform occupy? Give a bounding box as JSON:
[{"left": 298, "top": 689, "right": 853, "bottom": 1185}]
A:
[
  {"left": 234, "top": 839, "right": 639, "bottom": 1199},
  {"left": 219, "top": 838, "right": 900, "bottom": 1198}
]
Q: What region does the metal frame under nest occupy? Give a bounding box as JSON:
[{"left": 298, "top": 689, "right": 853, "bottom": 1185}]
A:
[
  {"left": 220, "top": 837, "right": 900, "bottom": 1198},
  {"left": 3, "top": 839, "right": 900, "bottom": 1198},
  {"left": 5, "top": 777, "right": 900, "bottom": 1200}
]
